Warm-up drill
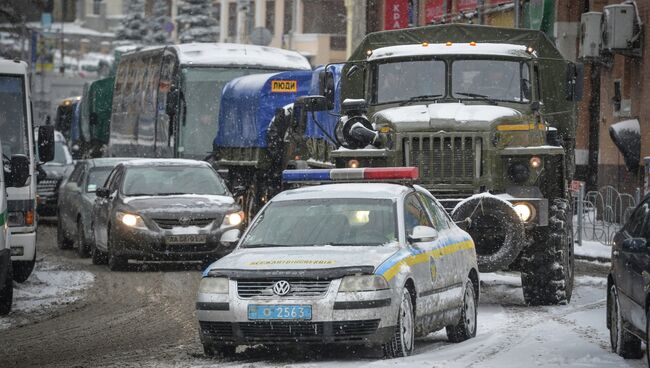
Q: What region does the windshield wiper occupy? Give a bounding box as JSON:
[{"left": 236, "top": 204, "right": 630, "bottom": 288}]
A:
[
  {"left": 243, "top": 243, "right": 295, "bottom": 248},
  {"left": 455, "top": 92, "right": 497, "bottom": 105},
  {"left": 155, "top": 192, "right": 187, "bottom": 196},
  {"left": 399, "top": 94, "right": 442, "bottom": 106}
]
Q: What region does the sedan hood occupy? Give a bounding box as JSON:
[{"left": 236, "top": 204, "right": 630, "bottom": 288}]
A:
[
  {"left": 123, "top": 194, "right": 238, "bottom": 218},
  {"left": 207, "top": 244, "right": 401, "bottom": 274}
]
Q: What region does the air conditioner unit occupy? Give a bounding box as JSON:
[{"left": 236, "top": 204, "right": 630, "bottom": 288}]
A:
[
  {"left": 579, "top": 12, "right": 602, "bottom": 59},
  {"left": 601, "top": 4, "right": 635, "bottom": 51}
]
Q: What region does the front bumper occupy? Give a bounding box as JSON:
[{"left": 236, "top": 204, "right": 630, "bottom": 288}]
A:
[
  {"left": 111, "top": 222, "right": 237, "bottom": 261},
  {"left": 196, "top": 279, "right": 397, "bottom": 346},
  {"left": 9, "top": 230, "right": 36, "bottom": 261}
]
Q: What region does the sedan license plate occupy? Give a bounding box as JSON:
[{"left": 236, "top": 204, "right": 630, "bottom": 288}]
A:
[
  {"left": 165, "top": 234, "right": 207, "bottom": 245},
  {"left": 248, "top": 305, "right": 312, "bottom": 320}
]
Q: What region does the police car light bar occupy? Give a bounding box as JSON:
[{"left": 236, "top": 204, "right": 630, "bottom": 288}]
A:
[{"left": 282, "top": 167, "right": 419, "bottom": 182}]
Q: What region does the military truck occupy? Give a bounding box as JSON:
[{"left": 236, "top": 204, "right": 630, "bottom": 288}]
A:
[
  {"left": 211, "top": 66, "right": 341, "bottom": 217},
  {"left": 312, "top": 24, "right": 583, "bottom": 306}
]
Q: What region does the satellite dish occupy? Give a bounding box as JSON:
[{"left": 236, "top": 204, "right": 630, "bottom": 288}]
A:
[{"left": 250, "top": 27, "right": 272, "bottom": 46}]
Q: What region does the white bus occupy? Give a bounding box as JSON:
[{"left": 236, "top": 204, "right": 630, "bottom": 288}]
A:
[
  {"left": 108, "top": 43, "right": 311, "bottom": 159},
  {"left": 0, "top": 59, "right": 54, "bottom": 282}
]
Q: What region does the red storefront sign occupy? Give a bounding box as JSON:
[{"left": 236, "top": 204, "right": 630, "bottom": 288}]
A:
[
  {"left": 384, "top": 0, "right": 409, "bottom": 30},
  {"left": 456, "top": 0, "right": 478, "bottom": 12},
  {"left": 425, "top": 0, "right": 446, "bottom": 23}
]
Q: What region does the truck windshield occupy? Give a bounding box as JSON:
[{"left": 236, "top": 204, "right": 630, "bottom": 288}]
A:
[
  {"left": 452, "top": 59, "right": 531, "bottom": 103},
  {"left": 179, "top": 67, "right": 276, "bottom": 159},
  {"left": 374, "top": 60, "right": 446, "bottom": 104},
  {"left": 0, "top": 75, "right": 27, "bottom": 156},
  {"left": 241, "top": 198, "right": 397, "bottom": 247}
]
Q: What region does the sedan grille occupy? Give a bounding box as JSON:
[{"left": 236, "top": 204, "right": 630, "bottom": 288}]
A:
[
  {"left": 153, "top": 217, "right": 216, "bottom": 229},
  {"left": 239, "top": 321, "right": 324, "bottom": 341},
  {"left": 404, "top": 134, "right": 481, "bottom": 185},
  {"left": 237, "top": 279, "right": 331, "bottom": 298},
  {"left": 37, "top": 178, "right": 60, "bottom": 195}
]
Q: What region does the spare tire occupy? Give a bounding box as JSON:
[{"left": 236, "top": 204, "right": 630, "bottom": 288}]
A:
[{"left": 452, "top": 195, "right": 525, "bottom": 272}]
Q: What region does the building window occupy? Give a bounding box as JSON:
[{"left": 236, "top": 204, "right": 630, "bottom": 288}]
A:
[{"left": 93, "top": 0, "right": 102, "bottom": 15}]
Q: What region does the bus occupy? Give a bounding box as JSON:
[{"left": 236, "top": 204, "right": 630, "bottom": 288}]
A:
[
  {"left": 0, "top": 59, "right": 54, "bottom": 283},
  {"left": 107, "top": 43, "right": 311, "bottom": 159}
]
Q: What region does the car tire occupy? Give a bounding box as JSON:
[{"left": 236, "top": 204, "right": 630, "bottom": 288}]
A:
[
  {"left": 107, "top": 231, "right": 127, "bottom": 271},
  {"left": 521, "top": 198, "right": 574, "bottom": 306},
  {"left": 609, "top": 284, "right": 643, "bottom": 359},
  {"left": 383, "top": 287, "right": 415, "bottom": 358},
  {"left": 12, "top": 258, "right": 35, "bottom": 283},
  {"left": 446, "top": 279, "right": 477, "bottom": 342},
  {"left": 0, "top": 261, "right": 13, "bottom": 316},
  {"left": 203, "top": 343, "right": 236, "bottom": 358},
  {"left": 75, "top": 220, "right": 90, "bottom": 258},
  {"left": 57, "top": 216, "right": 73, "bottom": 249}
]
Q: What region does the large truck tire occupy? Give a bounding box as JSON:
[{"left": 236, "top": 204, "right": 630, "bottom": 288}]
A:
[
  {"left": 13, "top": 258, "right": 36, "bottom": 283},
  {"left": 521, "top": 199, "right": 574, "bottom": 306},
  {"left": 452, "top": 195, "right": 526, "bottom": 272}
]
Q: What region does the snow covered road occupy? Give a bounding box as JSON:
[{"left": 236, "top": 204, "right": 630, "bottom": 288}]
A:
[{"left": 0, "top": 225, "right": 643, "bottom": 368}]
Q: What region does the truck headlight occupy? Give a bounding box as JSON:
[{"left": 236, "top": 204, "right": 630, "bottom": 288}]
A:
[
  {"left": 116, "top": 211, "right": 147, "bottom": 229},
  {"left": 198, "top": 277, "right": 229, "bottom": 294},
  {"left": 339, "top": 275, "right": 389, "bottom": 292},
  {"left": 221, "top": 211, "right": 244, "bottom": 227},
  {"left": 513, "top": 202, "right": 536, "bottom": 222}
]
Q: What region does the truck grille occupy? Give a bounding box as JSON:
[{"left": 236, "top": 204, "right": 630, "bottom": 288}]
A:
[
  {"left": 37, "top": 178, "right": 59, "bottom": 195},
  {"left": 404, "top": 134, "right": 481, "bottom": 185},
  {"left": 237, "top": 280, "right": 331, "bottom": 298},
  {"left": 153, "top": 217, "right": 216, "bottom": 229}
]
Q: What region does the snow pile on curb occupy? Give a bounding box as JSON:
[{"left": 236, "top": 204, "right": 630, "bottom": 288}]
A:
[
  {"left": 574, "top": 240, "right": 611, "bottom": 261},
  {"left": 0, "top": 261, "right": 94, "bottom": 329}
]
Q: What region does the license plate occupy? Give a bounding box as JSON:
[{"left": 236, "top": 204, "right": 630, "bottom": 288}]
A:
[
  {"left": 165, "top": 234, "right": 207, "bottom": 245},
  {"left": 248, "top": 305, "right": 312, "bottom": 320}
]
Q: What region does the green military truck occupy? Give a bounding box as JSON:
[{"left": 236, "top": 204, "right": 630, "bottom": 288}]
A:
[{"left": 316, "top": 24, "right": 582, "bottom": 306}]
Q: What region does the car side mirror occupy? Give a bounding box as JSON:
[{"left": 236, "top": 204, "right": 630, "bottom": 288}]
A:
[
  {"left": 95, "top": 187, "right": 110, "bottom": 198},
  {"left": 621, "top": 238, "right": 648, "bottom": 253},
  {"left": 295, "top": 95, "right": 329, "bottom": 112},
  {"left": 38, "top": 125, "right": 55, "bottom": 163},
  {"left": 6, "top": 154, "right": 30, "bottom": 188},
  {"left": 408, "top": 226, "right": 438, "bottom": 243},
  {"left": 220, "top": 229, "right": 240, "bottom": 245}
]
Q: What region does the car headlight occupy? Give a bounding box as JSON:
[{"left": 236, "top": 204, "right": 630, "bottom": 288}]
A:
[
  {"left": 339, "top": 275, "right": 389, "bottom": 292},
  {"left": 221, "top": 211, "right": 244, "bottom": 227},
  {"left": 198, "top": 277, "right": 229, "bottom": 294},
  {"left": 116, "top": 211, "right": 147, "bottom": 229}
]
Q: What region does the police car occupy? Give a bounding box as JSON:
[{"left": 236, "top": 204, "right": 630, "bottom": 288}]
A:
[{"left": 196, "top": 167, "right": 479, "bottom": 358}]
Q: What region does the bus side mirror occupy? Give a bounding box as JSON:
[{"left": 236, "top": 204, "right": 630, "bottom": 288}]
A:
[
  {"left": 6, "top": 154, "right": 30, "bottom": 188},
  {"left": 38, "top": 125, "right": 55, "bottom": 163},
  {"left": 166, "top": 88, "right": 180, "bottom": 117},
  {"left": 565, "top": 62, "right": 584, "bottom": 101},
  {"left": 319, "top": 70, "right": 335, "bottom": 110}
]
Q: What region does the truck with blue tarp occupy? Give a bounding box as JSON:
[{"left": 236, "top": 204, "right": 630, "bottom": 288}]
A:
[{"left": 211, "top": 66, "right": 342, "bottom": 217}]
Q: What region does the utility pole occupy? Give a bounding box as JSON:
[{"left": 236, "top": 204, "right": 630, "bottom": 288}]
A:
[{"left": 59, "top": 2, "right": 65, "bottom": 75}]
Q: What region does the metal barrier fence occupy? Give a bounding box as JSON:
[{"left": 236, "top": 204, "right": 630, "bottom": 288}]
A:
[{"left": 573, "top": 184, "right": 640, "bottom": 246}]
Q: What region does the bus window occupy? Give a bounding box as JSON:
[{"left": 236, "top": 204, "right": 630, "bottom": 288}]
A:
[
  {"left": 0, "top": 75, "right": 27, "bottom": 156},
  {"left": 156, "top": 53, "right": 175, "bottom": 154}
]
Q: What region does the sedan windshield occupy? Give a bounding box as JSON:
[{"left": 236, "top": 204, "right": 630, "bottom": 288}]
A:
[
  {"left": 241, "top": 198, "right": 397, "bottom": 247},
  {"left": 122, "top": 166, "right": 228, "bottom": 196}
]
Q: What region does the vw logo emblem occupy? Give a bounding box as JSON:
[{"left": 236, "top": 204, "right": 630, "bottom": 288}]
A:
[
  {"left": 178, "top": 217, "right": 191, "bottom": 226},
  {"left": 273, "top": 280, "right": 291, "bottom": 296}
]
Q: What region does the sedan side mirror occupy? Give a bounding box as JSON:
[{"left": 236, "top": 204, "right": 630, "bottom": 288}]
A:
[
  {"left": 220, "top": 229, "right": 240, "bottom": 245},
  {"left": 95, "top": 187, "right": 110, "bottom": 198},
  {"left": 408, "top": 226, "right": 438, "bottom": 243},
  {"left": 621, "top": 238, "right": 648, "bottom": 253}
]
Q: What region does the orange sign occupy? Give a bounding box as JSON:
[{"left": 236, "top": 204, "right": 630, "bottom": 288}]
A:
[{"left": 271, "top": 80, "right": 297, "bottom": 93}]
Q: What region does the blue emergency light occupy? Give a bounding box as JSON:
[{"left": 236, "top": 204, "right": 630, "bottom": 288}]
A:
[{"left": 282, "top": 167, "right": 419, "bottom": 182}]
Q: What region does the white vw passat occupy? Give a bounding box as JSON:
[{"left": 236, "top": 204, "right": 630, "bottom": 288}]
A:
[{"left": 196, "top": 168, "right": 479, "bottom": 358}]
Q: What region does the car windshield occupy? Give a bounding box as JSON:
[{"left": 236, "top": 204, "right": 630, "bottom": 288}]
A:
[
  {"left": 86, "top": 167, "right": 112, "bottom": 192},
  {"left": 241, "top": 198, "right": 397, "bottom": 247},
  {"left": 374, "top": 59, "right": 445, "bottom": 104},
  {"left": 122, "top": 165, "right": 228, "bottom": 196},
  {"left": 0, "top": 75, "right": 27, "bottom": 156},
  {"left": 179, "top": 67, "right": 277, "bottom": 159},
  {"left": 452, "top": 59, "right": 531, "bottom": 103}
]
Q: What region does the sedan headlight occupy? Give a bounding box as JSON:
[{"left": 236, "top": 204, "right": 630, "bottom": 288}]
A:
[
  {"left": 339, "top": 275, "right": 389, "bottom": 292},
  {"left": 198, "top": 277, "right": 229, "bottom": 294},
  {"left": 221, "top": 211, "right": 244, "bottom": 227},
  {"left": 116, "top": 211, "right": 147, "bottom": 229}
]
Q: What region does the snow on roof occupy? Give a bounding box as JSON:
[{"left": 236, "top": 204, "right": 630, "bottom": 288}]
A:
[
  {"left": 169, "top": 43, "right": 311, "bottom": 69},
  {"left": 610, "top": 119, "right": 640, "bottom": 134},
  {"left": 368, "top": 43, "right": 533, "bottom": 61},
  {"left": 25, "top": 22, "right": 115, "bottom": 38},
  {"left": 274, "top": 183, "right": 412, "bottom": 202},
  {"left": 0, "top": 59, "right": 28, "bottom": 74}
]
